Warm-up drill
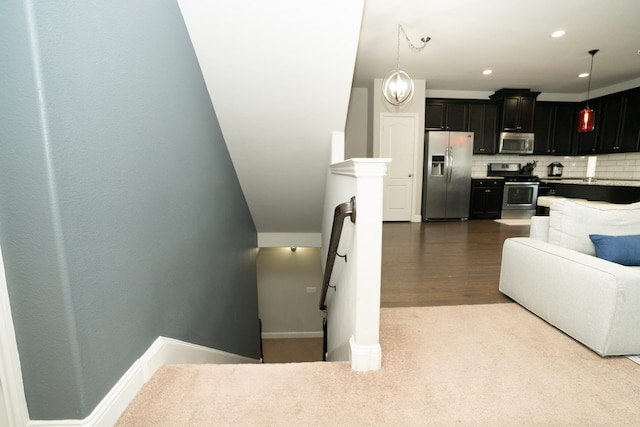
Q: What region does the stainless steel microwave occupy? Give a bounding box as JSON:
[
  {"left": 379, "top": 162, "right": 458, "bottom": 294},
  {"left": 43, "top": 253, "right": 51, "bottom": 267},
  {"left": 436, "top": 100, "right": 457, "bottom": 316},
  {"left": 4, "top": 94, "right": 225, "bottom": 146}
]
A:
[{"left": 498, "top": 132, "right": 534, "bottom": 154}]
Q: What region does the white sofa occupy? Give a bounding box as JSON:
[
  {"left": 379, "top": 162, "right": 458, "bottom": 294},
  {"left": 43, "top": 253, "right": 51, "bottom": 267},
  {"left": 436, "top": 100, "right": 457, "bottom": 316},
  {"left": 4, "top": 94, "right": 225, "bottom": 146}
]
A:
[{"left": 499, "top": 198, "right": 640, "bottom": 356}]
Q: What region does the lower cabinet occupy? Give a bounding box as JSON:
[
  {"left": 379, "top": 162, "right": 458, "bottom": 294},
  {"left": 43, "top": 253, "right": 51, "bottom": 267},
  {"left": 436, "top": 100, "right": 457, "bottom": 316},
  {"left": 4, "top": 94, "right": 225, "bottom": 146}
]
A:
[{"left": 470, "top": 179, "right": 504, "bottom": 219}]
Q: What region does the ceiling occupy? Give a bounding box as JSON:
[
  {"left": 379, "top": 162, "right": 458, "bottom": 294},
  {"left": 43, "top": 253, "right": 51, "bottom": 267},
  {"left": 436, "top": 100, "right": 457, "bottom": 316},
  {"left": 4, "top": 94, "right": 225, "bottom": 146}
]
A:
[
  {"left": 354, "top": 0, "right": 640, "bottom": 99},
  {"left": 177, "top": 0, "right": 640, "bottom": 243}
]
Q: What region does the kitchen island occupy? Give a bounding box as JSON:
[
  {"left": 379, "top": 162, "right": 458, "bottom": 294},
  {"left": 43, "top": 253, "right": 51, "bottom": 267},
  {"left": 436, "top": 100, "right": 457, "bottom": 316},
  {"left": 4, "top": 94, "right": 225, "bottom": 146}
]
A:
[{"left": 539, "top": 178, "right": 640, "bottom": 205}]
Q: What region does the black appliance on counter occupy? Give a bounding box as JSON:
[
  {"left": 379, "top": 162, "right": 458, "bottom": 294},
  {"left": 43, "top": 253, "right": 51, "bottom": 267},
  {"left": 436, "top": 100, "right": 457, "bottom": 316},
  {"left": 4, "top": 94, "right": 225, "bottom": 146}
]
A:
[{"left": 487, "top": 163, "right": 539, "bottom": 219}]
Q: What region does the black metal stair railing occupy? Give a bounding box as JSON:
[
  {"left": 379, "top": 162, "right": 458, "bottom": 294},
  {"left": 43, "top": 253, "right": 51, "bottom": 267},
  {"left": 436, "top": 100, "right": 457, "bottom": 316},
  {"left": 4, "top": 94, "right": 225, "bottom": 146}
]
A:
[
  {"left": 319, "top": 196, "right": 356, "bottom": 361},
  {"left": 319, "top": 196, "right": 356, "bottom": 311},
  {"left": 320, "top": 196, "right": 356, "bottom": 360}
]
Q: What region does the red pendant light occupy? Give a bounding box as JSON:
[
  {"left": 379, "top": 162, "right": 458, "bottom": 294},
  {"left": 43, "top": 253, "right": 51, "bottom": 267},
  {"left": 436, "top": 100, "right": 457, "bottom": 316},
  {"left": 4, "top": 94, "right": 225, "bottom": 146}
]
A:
[
  {"left": 577, "top": 107, "right": 595, "bottom": 133},
  {"left": 577, "top": 49, "right": 599, "bottom": 133}
]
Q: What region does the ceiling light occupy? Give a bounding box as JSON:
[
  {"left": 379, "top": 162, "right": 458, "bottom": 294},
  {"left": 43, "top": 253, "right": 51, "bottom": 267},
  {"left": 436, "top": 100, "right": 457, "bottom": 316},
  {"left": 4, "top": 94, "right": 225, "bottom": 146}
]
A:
[
  {"left": 482, "top": 69, "right": 492, "bottom": 75},
  {"left": 578, "top": 72, "right": 589, "bottom": 78},
  {"left": 551, "top": 30, "right": 566, "bottom": 38},
  {"left": 382, "top": 25, "right": 431, "bottom": 106},
  {"left": 578, "top": 49, "right": 599, "bottom": 133}
]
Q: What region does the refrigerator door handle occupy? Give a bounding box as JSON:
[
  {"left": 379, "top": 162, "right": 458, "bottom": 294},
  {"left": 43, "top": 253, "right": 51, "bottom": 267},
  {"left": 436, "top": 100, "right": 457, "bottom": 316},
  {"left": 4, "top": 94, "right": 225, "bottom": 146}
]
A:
[
  {"left": 447, "top": 145, "right": 453, "bottom": 184},
  {"left": 444, "top": 146, "right": 450, "bottom": 183}
]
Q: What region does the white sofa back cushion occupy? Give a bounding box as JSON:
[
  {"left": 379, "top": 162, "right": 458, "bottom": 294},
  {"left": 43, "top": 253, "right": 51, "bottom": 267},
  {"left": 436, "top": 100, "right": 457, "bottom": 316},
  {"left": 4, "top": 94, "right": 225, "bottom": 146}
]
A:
[{"left": 548, "top": 199, "right": 640, "bottom": 255}]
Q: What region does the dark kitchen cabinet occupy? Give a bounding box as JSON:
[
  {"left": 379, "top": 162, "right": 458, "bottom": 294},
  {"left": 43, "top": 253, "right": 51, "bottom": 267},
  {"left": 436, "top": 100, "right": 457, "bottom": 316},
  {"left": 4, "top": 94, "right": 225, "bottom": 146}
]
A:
[
  {"left": 469, "top": 179, "right": 504, "bottom": 219},
  {"left": 597, "top": 94, "right": 624, "bottom": 153},
  {"left": 598, "top": 88, "right": 640, "bottom": 153},
  {"left": 533, "top": 102, "right": 576, "bottom": 155},
  {"left": 425, "top": 100, "right": 468, "bottom": 131},
  {"left": 490, "top": 89, "right": 540, "bottom": 132},
  {"left": 618, "top": 88, "right": 640, "bottom": 152},
  {"left": 575, "top": 88, "right": 640, "bottom": 154},
  {"left": 469, "top": 102, "right": 498, "bottom": 154}
]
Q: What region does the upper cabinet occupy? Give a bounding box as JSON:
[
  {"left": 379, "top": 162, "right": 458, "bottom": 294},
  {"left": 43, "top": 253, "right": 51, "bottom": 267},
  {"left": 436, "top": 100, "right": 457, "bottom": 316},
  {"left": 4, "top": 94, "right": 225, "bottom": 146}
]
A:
[
  {"left": 425, "top": 100, "right": 468, "bottom": 131},
  {"left": 490, "top": 89, "right": 540, "bottom": 132},
  {"left": 425, "top": 86, "right": 639, "bottom": 156},
  {"left": 597, "top": 95, "right": 624, "bottom": 153},
  {"left": 597, "top": 88, "right": 640, "bottom": 153},
  {"left": 533, "top": 102, "right": 576, "bottom": 155},
  {"left": 574, "top": 88, "right": 640, "bottom": 154},
  {"left": 618, "top": 88, "right": 640, "bottom": 152},
  {"left": 468, "top": 102, "right": 498, "bottom": 154},
  {"left": 425, "top": 99, "right": 498, "bottom": 154}
]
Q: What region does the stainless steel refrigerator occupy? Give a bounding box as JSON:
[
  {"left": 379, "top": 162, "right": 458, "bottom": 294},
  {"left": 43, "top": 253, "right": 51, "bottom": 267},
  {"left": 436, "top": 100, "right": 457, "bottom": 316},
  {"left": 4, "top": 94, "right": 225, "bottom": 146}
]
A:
[{"left": 422, "top": 131, "right": 474, "bottom": 220}]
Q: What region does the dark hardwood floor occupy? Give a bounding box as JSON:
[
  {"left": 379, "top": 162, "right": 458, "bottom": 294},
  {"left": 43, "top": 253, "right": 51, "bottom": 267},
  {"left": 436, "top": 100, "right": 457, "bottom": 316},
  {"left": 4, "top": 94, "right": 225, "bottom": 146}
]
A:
[
  {"left": 262, "top": 219, "right": 530, "bottom": 363},
  {"left": 381, "top": 219, "right": 530, "bottom": 307}
]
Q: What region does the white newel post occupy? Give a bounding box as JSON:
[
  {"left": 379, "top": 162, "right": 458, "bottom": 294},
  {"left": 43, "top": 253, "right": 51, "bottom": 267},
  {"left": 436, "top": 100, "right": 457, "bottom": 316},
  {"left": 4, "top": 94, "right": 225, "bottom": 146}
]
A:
[{"left": 327, "top": 158, "right": 390, "bottom": 372}]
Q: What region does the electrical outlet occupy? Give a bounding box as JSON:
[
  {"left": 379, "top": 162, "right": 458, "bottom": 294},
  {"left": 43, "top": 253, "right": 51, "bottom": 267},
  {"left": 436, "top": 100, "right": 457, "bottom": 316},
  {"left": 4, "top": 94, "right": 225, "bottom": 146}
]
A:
[{"left": 306, "top": 287, "right": 317, "bottom": 294}]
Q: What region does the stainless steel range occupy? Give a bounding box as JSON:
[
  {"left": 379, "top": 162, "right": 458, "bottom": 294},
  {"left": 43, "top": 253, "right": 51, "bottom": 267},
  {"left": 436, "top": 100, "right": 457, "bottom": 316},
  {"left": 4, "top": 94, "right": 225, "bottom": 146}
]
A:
[{"left": 487, "top": 163, "right": 539, "bottom": 219}]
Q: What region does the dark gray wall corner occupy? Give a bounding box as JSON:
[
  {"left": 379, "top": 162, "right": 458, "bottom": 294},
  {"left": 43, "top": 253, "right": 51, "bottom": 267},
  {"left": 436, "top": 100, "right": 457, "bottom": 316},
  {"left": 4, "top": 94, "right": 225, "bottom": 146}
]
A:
[{"left": 0, "top": 0, "right": 259, "bottom": 420}]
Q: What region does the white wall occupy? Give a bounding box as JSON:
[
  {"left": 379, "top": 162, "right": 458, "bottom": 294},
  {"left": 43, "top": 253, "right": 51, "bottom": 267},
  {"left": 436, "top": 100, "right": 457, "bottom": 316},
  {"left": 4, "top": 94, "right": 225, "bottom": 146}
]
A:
[
  {"left": 345, "top": 88, "right": 369, "bottom": 159},
  {"left": 257, "top": 248, "right": 325, "bottom": 338}
]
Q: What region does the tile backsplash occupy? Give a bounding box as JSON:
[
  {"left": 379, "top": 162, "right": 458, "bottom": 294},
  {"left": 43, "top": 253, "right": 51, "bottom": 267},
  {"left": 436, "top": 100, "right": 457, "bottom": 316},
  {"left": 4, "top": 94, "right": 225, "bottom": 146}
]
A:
[{"left": 472, "top": 152, "right": 640, "bottom": 180}]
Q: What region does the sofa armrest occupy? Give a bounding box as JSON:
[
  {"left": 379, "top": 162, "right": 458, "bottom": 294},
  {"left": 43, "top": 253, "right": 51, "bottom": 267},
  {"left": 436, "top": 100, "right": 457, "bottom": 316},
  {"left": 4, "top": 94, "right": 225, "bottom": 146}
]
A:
[
  {"left": 499, "top": 237, "right": 640, "bottom": 356},
  {"left": 529, "top": 216, "right": 549, "bottom": 241}
]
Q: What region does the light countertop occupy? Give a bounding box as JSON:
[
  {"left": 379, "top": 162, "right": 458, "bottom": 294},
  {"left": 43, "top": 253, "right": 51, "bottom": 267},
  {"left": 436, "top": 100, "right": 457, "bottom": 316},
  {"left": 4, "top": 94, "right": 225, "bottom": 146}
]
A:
[{"left": 540, "top": 178, "right": 640, "bottom": 187}]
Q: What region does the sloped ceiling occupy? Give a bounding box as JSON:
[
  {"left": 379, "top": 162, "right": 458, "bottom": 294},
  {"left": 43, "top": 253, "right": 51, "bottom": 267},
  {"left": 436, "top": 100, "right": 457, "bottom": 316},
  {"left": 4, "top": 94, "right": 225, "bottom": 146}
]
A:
[{"left": 178, "top": 0, "right": 365, "bottom": 240}]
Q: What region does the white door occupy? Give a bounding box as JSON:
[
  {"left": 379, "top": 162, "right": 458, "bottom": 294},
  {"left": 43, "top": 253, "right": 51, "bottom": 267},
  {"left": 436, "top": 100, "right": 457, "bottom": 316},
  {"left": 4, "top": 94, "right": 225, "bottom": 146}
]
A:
[{"left": 381, "top": 114, "right": 418, "bottom": 221}]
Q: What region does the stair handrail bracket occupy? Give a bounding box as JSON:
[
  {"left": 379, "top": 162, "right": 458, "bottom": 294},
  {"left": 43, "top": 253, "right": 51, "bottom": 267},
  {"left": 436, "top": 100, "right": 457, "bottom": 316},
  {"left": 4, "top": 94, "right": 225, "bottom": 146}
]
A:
[{"left": 319, "top": 196, "right": 355, "bottom": 311}]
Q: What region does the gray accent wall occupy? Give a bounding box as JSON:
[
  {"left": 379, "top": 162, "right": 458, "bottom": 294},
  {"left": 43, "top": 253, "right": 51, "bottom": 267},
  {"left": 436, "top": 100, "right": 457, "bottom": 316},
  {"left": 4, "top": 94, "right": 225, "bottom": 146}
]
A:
[{"left": 0, "top": 0, "right": 260, "bottom": 420}]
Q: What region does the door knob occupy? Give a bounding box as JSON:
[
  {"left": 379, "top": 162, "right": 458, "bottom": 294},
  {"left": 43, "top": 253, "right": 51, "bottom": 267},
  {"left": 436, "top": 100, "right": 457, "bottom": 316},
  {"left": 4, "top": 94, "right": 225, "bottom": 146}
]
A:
[{"left": 408, "top": 173, "right": 413, "bottom": 177}]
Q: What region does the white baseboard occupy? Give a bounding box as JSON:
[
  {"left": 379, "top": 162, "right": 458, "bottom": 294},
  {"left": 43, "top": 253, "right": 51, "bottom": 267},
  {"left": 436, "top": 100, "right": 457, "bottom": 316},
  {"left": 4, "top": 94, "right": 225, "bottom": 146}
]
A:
[
  {"left": 29, "top": 337, "right": 259, "bottom": 427},
  {"left": 349, "top": 336, "right": 382, "bottom": 372},
  {"left": 261, "top": 331, "right": 323, "bottom": 339}
]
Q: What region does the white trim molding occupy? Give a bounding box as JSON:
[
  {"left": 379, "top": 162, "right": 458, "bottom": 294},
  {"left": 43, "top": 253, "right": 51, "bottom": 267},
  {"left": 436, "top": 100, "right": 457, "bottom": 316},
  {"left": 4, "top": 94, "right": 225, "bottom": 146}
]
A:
[
  {"left": 349, "top": 336, "right": 382, "bottom": 372},
  {"left": 0, "top": 247, "right": 30, "bottom": 427},
  {"left": 330, "top": 158, "right": 391, "bottom": 178},
  {"left": 29, "top": 337, "right": 259, "bottom": 427}
]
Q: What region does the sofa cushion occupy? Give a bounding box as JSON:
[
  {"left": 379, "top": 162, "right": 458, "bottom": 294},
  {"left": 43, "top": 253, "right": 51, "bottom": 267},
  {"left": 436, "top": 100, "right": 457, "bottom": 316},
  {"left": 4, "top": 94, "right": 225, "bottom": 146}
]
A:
[
  {"left": 548, "top": 199, "right": 640, "bottom": 255},
  {"left": 589, "top": 234, "right": 640, "bottom": 266}
]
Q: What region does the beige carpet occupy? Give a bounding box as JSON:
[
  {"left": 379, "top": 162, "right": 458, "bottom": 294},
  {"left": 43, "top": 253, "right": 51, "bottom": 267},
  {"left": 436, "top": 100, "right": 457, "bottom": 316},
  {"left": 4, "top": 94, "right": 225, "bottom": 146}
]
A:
[{"left": 117, "top": 303, "right": 640, "bottom": 426}]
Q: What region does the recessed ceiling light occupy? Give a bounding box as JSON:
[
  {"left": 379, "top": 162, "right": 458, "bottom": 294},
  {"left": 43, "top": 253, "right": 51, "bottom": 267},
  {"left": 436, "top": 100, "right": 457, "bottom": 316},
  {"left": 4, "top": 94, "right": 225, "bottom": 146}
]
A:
[
  {"left": 482, "top": 69, "right": 492, "bottom": 75},
  {"left": 578, "top": 72, "right": 589, "bottom": 78},
  {"left": 552, "top": 30, "right": 566, "bottom": 38}
]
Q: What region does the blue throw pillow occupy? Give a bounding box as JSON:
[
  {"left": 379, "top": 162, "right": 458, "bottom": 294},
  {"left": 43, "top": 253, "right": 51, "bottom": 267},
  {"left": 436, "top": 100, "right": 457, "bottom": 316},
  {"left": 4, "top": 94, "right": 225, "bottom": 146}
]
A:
[{"left": 589, "top": 234, "right": 640, "bottom": 266}]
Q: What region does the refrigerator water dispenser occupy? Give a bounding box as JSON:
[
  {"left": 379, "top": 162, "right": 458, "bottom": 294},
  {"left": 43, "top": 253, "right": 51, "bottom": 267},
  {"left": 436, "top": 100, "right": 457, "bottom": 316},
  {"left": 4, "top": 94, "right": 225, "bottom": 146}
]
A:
[{"left": 431, "top": 155, "right": 444, "bottom": 175}]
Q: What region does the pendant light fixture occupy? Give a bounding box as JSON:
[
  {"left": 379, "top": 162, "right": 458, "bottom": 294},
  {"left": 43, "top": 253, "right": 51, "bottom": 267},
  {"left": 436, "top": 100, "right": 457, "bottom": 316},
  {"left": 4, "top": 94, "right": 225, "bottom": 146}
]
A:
[
  {"left": 382, "top": 25, "right": 430, "bottom": 106},
  {"left": 577, "top": 49, "right": 599, "bottom": 133}
]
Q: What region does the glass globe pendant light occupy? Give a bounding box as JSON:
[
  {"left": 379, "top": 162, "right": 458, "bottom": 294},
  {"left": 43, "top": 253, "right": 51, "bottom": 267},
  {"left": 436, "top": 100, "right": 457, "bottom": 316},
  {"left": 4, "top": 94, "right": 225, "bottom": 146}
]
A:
[
  {"left": 383, "top": 69, "right": 414, "bottom": 106},
  {"left": 577, "top": 49, "right": 599, "bottom": 133},
  {"left": 382, "top": 25, "right": 430, "bottom": 106}
]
